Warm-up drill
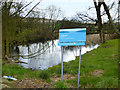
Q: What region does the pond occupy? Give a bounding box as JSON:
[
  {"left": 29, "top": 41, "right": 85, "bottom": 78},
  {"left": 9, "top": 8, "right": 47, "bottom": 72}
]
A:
[{"left": 12, "top": 39, "right": 99, "bottom": 70}]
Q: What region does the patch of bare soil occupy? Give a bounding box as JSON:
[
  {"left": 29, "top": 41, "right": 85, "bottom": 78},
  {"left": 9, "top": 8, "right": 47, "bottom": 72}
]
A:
[
  {"left": 91, "top": 70, "right": 104, "bottom": 77},
  {"left": 14, "top": 79, "right": 50, "bottom": 88},
  {"left": 50, "top": 73, "right": 78, "bottom": 88},
  {"left": 112, "top": 54, "right": 115, "bottom": 57},
  {"left": 50, "top": 73, "right": 77, "bottom": 82},
  {"left": 2, "top": 78, "right": 16, "bottom": 88},
  {"left": 14, "top": 74, "right": 77, "bottom": 88},
  {"left": 3, "top": 70, "right": 104, "bottom": 88}
]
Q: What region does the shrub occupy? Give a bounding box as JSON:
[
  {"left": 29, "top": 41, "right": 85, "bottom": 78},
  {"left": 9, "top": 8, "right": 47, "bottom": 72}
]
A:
[{"left": 39, "top": 70, "right": 50, "bottom": 79}]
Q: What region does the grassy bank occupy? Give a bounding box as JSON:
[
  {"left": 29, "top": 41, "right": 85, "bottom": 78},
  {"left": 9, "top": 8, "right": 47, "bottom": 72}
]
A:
[{"left": 2, "top": 39, "right": 118, "bottom": 88}]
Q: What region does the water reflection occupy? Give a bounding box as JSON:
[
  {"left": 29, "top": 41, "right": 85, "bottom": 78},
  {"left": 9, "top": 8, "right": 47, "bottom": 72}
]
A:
[{"left": 16, "top": 39, "right": 99, "bottom": 70}]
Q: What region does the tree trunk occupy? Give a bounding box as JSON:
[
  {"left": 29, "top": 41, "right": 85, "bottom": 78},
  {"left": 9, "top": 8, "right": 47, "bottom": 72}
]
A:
[
  {"left": 93, "top": 0, "right": 105, "bottom": 43},
  {"left": 102, "top": 1, "right": 120, "bottom": 35},
  {"left": 118, "top": 0, "right": 120, "bottom": 32}
]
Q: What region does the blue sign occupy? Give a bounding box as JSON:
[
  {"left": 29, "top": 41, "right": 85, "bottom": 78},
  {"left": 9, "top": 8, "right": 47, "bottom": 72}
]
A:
[{"left": 58, "top": 28, "right": 86, "bottom": 46}]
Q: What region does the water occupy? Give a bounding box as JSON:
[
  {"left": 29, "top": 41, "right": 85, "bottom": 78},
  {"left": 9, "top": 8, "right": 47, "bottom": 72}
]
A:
[{"left": 14, "top": 39, "right": 99, "bottom": 70}]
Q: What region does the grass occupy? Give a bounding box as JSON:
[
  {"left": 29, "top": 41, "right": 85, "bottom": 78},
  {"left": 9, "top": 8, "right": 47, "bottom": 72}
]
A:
[
  {"left": 2, "top": 62, "right": 50, "bottom": 80},
  {"left": 48, "top": 39, "right": 118, "bottom": 88},
  {"left": 39, "top": 70, "right": 50, "bottom": 79},
  {"left": 2, "top": 39, "right": 119, "bottom": 88},
  {"left": 54, "top": 80, "right": 69, "bottom": 88}
]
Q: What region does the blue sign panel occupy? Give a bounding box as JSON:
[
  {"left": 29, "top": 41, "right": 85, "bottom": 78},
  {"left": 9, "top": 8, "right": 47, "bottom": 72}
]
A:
[{"left": 58, "top": 28, "right": 86, "bottom": 46}]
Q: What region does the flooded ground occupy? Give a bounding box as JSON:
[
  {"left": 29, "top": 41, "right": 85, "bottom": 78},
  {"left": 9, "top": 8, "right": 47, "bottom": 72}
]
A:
[{"left": 11, "top": 34, "right": 113, "bottom": 70}]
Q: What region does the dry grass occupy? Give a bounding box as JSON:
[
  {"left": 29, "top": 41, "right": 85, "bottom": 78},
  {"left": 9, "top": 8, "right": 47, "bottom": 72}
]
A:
[
  {"left": 85, "top": 34, "right": 114, "bottom": 46},
  {"left": 90, "top": 70, "right": 104, "bottom": 77}
]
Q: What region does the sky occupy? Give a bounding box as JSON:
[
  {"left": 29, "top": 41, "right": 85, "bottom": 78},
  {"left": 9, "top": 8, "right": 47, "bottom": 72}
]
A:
[
  {"left": 38, "top": 0, "right": 94, "bottom": 18},
  {"left": 23, "top": 0, "right": 117, "bottom": 20}
]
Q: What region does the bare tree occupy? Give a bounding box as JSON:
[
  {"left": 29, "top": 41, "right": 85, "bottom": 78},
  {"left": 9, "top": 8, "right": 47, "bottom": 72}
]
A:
[
  {"left": 2, "top": 0, "right": 43, "bottom": 58},
  {"left": 77, "top": 0, "right": 119, "bottom": 43},
  {"left": 93, "top": 0, "right": 105, "bottom": 43},
  {"left": 101, "top": 0, "right": 120, "bottom": 35},
  {"left": 46, "top": 5, "right": 63, "bottom": 32},
  {"left": 93, "top": 0, "right": 120, "bottom": 42}
]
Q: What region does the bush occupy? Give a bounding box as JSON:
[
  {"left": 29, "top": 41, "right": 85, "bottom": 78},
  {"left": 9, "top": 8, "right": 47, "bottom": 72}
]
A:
[{"left": 39, "top": 70, "right": 50, "bottom": 79}]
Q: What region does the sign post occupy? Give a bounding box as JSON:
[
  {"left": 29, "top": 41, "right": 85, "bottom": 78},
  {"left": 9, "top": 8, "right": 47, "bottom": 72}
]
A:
[
  {"left": 58, "top": 28, "right": 86, "bottom": 88},
  {"left": 61, "top": 46, "right": 64, "bottom": 81},
  {"left": 77, "top": 46, "right": 81, "bottom": 88}
]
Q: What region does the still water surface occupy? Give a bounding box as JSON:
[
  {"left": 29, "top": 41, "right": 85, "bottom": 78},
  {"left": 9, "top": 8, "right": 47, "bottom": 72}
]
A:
[{"left": 16, "top": 40, "right": 99, "bottom": 70}]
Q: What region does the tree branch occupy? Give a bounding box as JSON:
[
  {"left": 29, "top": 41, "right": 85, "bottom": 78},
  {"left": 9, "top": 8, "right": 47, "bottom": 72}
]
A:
[
  {"left": 11, "top": 1, "right": 33, "bottom": 16},
  {"left": 77, "top": 13, "right": 97, "bottom": 22},
  {"left": 102, "top": 1, "right": 120, "bottom": 34},
  {"left": 25, "top": 0, "right": 42, "bottom": 17}
]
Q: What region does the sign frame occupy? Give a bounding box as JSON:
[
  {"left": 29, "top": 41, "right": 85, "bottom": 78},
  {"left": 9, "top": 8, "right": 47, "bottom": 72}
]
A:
[{"left": 58, "top": 28, "right": 86, "bottom": 46}]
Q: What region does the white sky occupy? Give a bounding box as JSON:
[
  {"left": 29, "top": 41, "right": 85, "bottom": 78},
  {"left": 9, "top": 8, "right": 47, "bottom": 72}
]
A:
[{"left": 23, "top": 0, "right": 118, "bottom": 20}]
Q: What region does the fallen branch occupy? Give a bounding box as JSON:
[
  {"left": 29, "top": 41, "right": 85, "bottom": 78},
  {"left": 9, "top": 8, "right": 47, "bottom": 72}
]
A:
[
  {"left": 5, "top": 55, "right": 12, "bottom": 63},
  {"left": 5, "top": 55, "right": 28, "bottom": 64},
  {"left": 12, "top": 60, "right": 28, "bottom": 64}
]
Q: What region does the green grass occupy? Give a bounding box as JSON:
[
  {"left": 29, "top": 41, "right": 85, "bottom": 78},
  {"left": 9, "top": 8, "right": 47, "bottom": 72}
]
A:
[
  {"left": 2, "top": 62, "right": 51, "bottom": 80},
  {"left": 48, "top": 39, "right": 118, "bottom": 88},
  {"left": 2, "top": 39, "right": 119, "bottom": 88},
  {"left": 39, "top": 70, "right": 50, "bottom": 79},
  {"left": 54, "top": 80, "right": 69, "bottom": 88}
]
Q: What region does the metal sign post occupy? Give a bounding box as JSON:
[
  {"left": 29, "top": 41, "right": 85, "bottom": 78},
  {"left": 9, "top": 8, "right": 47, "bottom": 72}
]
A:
[
  {"left": 61, "top": 46, "right": 64, "bottom": 81},
  {"left": 77, "top": 46, "right": 81, "bottom": 88},
  {"left": 58, "top": 28, "right": 86, "bottom": 88}
]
